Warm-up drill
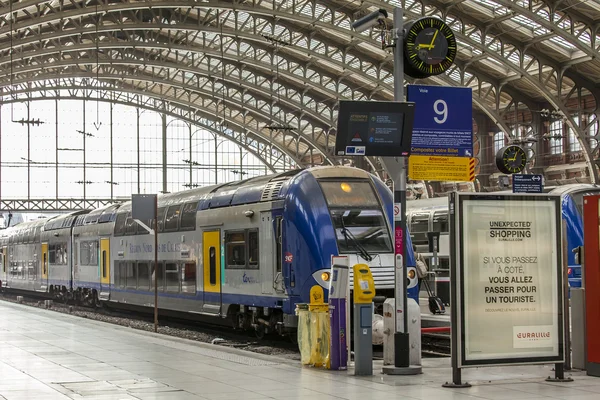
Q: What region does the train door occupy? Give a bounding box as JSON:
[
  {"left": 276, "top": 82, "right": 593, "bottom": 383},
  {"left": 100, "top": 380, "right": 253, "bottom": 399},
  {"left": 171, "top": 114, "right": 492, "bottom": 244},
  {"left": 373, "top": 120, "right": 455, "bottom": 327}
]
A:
[
  {"left": 100, "top": 238, "right": 110, "bottom": 297},
  {"left": 41, "top": 243, "right": 48, "bottom": 291},
  {"left": 202, "top": 230, "right": 221, "bottom": 315},
  {"left": 260, "top": 212, "right": 275, "bottom": 294},
  {"left": 0, "top": 247, "right": 5, "bottom": 286}
]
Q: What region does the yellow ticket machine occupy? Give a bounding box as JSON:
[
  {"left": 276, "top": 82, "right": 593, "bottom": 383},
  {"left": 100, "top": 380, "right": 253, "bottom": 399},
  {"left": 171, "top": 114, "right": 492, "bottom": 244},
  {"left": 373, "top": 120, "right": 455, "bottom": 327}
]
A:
[{"left": 353, "top": 264, "right": 375, "bottom": 375}]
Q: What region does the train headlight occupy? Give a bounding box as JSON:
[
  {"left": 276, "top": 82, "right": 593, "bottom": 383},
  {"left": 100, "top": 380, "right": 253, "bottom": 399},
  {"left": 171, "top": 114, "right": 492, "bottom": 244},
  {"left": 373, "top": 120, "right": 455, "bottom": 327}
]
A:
[
  {"left": 340, "top": 182, "right": 352, "bottom": 193},
  {"left": 312, "top": 269, "right": 332, "bottom": 288},
  {"left": 407, "top": 269, "right": 416, "bottom": 280}
]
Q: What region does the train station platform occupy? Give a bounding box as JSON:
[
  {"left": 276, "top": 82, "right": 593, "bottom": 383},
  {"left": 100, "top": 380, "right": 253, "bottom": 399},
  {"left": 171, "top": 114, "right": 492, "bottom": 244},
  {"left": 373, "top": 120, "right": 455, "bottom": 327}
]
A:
[{"left": 0, "top": 301, "right": 598, "bottom": 400}]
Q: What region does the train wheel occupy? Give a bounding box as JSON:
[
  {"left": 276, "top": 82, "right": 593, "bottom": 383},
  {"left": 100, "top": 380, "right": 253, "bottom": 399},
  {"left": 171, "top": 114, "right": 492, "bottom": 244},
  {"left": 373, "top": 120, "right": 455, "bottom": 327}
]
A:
[{"left": 255, "top": 326, "right": 266, "bottom": 340}]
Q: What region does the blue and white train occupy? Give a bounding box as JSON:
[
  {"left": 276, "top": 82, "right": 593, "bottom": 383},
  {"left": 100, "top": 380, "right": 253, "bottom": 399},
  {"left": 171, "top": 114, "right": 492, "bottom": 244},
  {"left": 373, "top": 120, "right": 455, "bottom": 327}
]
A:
[{"left": 0, "top": 166, "right": 417, "bottom": 336}]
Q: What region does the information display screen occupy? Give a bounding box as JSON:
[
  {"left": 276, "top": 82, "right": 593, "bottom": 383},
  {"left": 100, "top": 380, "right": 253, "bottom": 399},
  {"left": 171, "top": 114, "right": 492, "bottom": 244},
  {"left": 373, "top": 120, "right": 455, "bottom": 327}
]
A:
[
  {"left": 335, "top": 101, "right": 415, "bottom": 157},
  {"left": 455, "top": 194, "right": 564, "bottom": 367}
]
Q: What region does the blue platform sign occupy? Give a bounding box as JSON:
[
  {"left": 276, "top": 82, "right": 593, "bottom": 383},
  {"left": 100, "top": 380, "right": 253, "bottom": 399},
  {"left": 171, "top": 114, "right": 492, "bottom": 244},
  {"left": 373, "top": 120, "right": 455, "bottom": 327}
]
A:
[
  {"left": 512, "top": 174, "right": 543, "bottom": 193},
  {"left": 407, "top": 85, "right": 473, "bottom": 157}
]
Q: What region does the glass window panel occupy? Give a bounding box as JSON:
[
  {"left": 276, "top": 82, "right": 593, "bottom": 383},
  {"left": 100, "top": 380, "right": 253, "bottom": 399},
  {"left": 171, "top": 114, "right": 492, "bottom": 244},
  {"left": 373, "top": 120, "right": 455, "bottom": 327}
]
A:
[
  {"left": 165, "top": 262, "right": 180, "bottom": 292},
  {"left": 164, "top": 205, "right": 181, "bottom": 231},
  {"left": 154, "top": 262, "right": 165, "bottom": 291},
  {"left": 125, "top": 215, "right": 137, "bottom": 235},
  {"left": 209, "top": 248, "right": 217, "bottom": 286},
  {"left": 114, "top": 213, "right": 127, "bottom": 236},
  {"left": 157, "top": 207, "right": 167, "bottom": 232},
  {"left": 126, "top": 262, "right": 137, "bottom": 289},
  {"left": 137, "top": 262, "right": 150, "bottom": 291},
  {"left": 181, "top": 262, "right": 196, "bottom": 294},
  {"left": 180, "top": 202, "right": 198, "bottom": 230},
  {"left": 319, "top": 181, "right": 380, "bottom": 208},
  {"left": 80, "top": 242, "right": 90, "bottom": 265},
  {"left": 226, "top": 232, "right": 246, "bottom": 269},
  {"left": 248, "top": 230, "right": 259, "bottom": 269}
]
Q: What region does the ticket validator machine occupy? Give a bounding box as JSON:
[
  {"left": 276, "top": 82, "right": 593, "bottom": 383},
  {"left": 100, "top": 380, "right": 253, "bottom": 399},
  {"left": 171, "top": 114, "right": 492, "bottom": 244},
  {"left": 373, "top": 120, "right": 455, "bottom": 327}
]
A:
[{"left": 353, "top": 264, "right": 376, "bottom": 375}]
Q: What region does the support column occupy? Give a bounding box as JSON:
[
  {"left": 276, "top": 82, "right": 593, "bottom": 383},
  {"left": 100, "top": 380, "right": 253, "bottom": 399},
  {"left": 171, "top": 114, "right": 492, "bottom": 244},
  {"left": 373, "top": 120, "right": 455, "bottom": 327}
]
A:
[
  {"left": 27, "top": 103, "right": 30, "bottom": 200},
  {"left": 137, "top": 108, "right": 141, "bottom": 194},
  {"left": 55, "top": 99, "right": 59, "bottom": 198},
  {"left": 162, "top": 113, "right": 168, "bottom": 194},
  {"left": 214, "top": 135, "right": 218, "bottom": 184},
  {"left": 189, "top": 125, "right": 193, "bottom": 187},
  {"left": 83, "top": 100, "right": 86, "bottom": 200},
  {"left": 110, "top": 103, "right": 114, "bottom": 200}
]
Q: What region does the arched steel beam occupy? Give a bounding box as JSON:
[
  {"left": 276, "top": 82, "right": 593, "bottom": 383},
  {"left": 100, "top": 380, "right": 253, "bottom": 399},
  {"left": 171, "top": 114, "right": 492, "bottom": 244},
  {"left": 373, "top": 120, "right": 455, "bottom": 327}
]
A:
[
  {"left": 0, "top": 58, "right": 336, "bottom": 165},
  {"left": 1, "top": 78, "right": 304, "bottom": 169},
  {"left": 0, "top": 91, "right": 282, "bottom": 175}
]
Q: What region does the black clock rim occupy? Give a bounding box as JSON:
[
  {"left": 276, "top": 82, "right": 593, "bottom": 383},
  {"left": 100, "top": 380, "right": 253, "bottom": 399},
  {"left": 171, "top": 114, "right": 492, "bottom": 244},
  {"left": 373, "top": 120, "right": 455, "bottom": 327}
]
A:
[
  {"left": 403, "top": 17, "right": 457, "bottom": 75},
  {"left": 495, "top": 145, "right": 527, "bottom": 174}
]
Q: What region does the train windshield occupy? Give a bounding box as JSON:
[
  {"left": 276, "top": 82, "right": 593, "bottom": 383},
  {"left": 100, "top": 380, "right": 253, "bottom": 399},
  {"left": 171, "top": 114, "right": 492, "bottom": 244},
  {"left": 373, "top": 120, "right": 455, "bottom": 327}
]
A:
[{"left": 320, "top": 181, "right": 393, "bottom": 254}]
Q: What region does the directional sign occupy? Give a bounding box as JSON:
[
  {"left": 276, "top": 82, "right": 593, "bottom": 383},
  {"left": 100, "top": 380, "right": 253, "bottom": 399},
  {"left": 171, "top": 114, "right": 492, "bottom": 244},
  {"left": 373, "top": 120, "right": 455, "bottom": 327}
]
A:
[
  {"left": 512, "top": 174, "right": 543, "bottom": 193},
  {"left": 408, "top": 155, "right": 475, "bottom": 182},
  {"left": 407, "top": 85, "right": 473, "bottom": 157}
]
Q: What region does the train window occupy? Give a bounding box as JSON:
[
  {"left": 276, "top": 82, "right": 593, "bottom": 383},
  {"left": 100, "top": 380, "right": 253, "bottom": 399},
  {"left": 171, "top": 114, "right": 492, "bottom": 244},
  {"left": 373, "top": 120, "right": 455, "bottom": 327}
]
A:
[
  {"left": 34, "top": 227, "right": 41, "bottom": 242},
  {"left": 157, "top": 207, "right": 167, "bottom": 233},
  {"left": 90, "top": 241, "right": 98, "bottom": 266},
  {"left": 28, "top": 261, "right": 35, "bottom": 281},
  {"left": 330, "top": 209, "right": 393, "bottom": 253},
  {"left": 226, "top": 231, "right": 246, "bottom": 269},
  {"left": 432, "top": 211, "right": 449, "bottom": 233},
  {"left": 125, "top": 262, "right": 137, "bottom": 289},
  {"left": 80, "top": 242, "right": 91, "bottom": 265},
  {"left": 42, "top": 252, "right": 47, "bottom": 276},
  {"left": 49, "top": 245, "right": 56, "bottom": 264},
  {"left": 155, "top": 262, "right": 165, "bottom": 291},
  {"left": 117, "top": 262, "right": 126, "bottom": 288},
  {"left": 319, "top": 181, "right": 380, "bottom": 208},
  {"left": 248, "top": 230, "right": 259, "bottom": 269},
  {"left": 114, "top": 213, "right": 127, "bottom": 236},
  {"left": 164, "top": 205, "right": 181, "bottom": 232},
  {"left": 125, "top": 215, "right": 137, "bottom": 236},
  {"left": 102, "top": 250, "right": 107, "bottom": 279},
  {"left": 181, "top": 263, "right": 196, "bottom": 294},
  {"left": 137, "top": 262, "right": 150, "bottom": 291},
  {"left": 165, "top": 262, "right": 179, "bottom": 292},
  {"left": 209, "top": 247, "right": 217, "bottom": 286},
  {"left": 180, "top": 202, "right": 198, "bottom": 230}
]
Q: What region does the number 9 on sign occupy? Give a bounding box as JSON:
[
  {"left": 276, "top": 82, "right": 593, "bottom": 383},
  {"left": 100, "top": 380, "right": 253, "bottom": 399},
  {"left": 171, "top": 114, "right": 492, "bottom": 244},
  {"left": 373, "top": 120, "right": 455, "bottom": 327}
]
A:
[{"left": 434, "top": 99, "right": 448, "bottom": 124}]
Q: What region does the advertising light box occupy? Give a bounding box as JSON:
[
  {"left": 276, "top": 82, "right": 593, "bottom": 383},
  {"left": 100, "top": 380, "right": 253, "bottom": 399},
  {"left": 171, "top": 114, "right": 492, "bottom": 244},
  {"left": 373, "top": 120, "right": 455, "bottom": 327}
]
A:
[
  {"left": 334, "top": 100, "right": 415, "bottom": 157},
  {"left": 452, "top": 193, "right": 564, "bottom": 367}
]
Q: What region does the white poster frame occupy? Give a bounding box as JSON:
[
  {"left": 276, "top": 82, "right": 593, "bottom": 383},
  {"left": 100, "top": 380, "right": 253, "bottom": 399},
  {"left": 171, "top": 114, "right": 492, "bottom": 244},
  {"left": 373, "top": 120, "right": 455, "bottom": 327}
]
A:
[{"left": 451, "top": 192, "right": 565, "bottom": 368}]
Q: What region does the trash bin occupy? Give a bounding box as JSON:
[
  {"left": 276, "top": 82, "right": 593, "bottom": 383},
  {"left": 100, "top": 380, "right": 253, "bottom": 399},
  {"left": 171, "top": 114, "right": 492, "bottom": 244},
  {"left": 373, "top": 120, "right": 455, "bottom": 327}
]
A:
[{"left": 296, "top": 302, "right": 330, "bottom": 368}]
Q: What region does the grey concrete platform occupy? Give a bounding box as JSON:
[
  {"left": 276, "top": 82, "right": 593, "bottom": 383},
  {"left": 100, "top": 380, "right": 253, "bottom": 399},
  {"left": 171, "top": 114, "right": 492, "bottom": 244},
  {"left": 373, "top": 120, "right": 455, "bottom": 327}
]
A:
[{"left": 0, "top": 301, "right": 598, "bottom": 400}]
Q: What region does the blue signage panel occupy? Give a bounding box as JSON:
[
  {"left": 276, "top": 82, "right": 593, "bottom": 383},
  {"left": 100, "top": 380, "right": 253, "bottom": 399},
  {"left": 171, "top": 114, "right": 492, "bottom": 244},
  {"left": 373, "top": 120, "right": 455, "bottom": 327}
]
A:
[
  {"left": 407, "top": 85, "right": 473, "bottom": 157},
  {"left": 512, "top": 174, "right": 543, "bottom": 193}
]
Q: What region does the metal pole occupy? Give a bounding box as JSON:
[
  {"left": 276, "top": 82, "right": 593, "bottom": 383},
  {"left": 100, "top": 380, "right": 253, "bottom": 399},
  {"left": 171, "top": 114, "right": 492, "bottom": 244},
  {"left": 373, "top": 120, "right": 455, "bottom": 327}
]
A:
[
  {"left": 154, "top": 195, "right": 158, "bottom": 332},
  {"left": 137, "top": 108, "right": 141, "bottom": 194},
  {"left": 83, "top": 100, "right": 86, "bottom": 200},
  {"left": 162, "top": 114, "right": 168, "bottom": 194},
  {"left": 393, "top": 6, "right": 409, "bottom": 369},
  {"left": 110, "top": 103, "right": 114, "bottom": 200},
  {"left": 189, "top": 126, "right": 193, "bottom": 187},
  {"left": 27, "top": 103, "right": 30, "bottom": 200}
]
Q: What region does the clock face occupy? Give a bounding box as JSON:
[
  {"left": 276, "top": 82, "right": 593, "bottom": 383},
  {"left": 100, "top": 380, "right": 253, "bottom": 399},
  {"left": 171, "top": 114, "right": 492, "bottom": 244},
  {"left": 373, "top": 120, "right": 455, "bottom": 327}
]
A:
[
  {"left": 404, "top": 17, "right": 457, "bottom": 77},
  {"left": 495, "top": 145, "right": 527, "bottom": 174}
]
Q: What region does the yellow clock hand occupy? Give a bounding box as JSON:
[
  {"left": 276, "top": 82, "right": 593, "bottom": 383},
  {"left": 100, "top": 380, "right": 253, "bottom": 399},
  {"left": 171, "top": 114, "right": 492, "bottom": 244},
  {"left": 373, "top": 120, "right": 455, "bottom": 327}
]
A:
[{"left": 428, "top": 29, "right": 439, "bottom": 49}]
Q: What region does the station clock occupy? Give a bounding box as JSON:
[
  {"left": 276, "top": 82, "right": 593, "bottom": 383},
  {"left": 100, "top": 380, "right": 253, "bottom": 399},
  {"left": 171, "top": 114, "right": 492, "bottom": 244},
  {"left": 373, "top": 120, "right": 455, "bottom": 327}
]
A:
[
  {"left": 403, "top": 17, "right": 457, "bottom": 78},
  {"left": 495, "top": 145, "right": 527, "bottom": 174}
]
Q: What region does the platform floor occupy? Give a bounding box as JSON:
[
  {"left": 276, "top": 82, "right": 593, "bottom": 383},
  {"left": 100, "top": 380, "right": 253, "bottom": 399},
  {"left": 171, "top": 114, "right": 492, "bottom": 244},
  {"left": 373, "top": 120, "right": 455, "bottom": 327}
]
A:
[{"left": 0, "top": 301, "right": 598, "bottom": 400}]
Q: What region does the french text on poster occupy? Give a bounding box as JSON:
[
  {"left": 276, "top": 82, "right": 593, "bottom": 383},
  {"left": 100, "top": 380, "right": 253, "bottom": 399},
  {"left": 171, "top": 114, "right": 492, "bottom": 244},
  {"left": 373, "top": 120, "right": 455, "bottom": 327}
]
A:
[
  {"left": 456, "top": 194, "right": 563, "bottom": 367},
  {"left": 408, "top": 155, "right": 475, "bottom": 182},
  {"left": 407, "top": 85, "right": 473, "bottom": 157}
]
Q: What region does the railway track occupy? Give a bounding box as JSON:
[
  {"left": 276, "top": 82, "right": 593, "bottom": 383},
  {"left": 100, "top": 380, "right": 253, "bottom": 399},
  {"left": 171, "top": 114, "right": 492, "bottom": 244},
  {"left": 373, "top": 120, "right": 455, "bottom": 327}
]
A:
[{"left": 422, "top": 332, "right": 451, "bottom": 357}]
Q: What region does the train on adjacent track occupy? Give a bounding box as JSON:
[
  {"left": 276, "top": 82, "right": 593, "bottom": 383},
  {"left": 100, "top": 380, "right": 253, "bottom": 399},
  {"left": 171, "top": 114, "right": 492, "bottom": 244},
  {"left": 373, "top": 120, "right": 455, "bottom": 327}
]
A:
[
  {"left": 406, "top": 183, "right": 599, "bottom": 290},
  {"left": 0, "top": 166, "right": 418, "bottom": 338}
]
